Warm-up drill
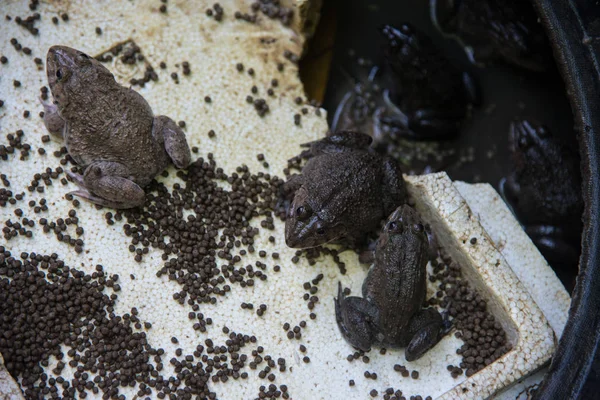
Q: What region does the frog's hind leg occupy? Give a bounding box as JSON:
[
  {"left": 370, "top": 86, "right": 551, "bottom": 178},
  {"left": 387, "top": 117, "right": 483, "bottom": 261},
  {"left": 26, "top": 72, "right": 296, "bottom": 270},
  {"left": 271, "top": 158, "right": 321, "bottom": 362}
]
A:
[
  {"left": 404, "top": 307, "right": 445, "bottom": 362},
  {"left": 381, "top": 156, "right": 408, "bottom": 215},
  {"left": 153, "top": 115, "right": 192, "bottom": 169},
  {"left": 335, "top": 282, "right": 379, "bottom": 352},
  {"left": 68, "top": 161, "right": 145, "bottom": 209}
]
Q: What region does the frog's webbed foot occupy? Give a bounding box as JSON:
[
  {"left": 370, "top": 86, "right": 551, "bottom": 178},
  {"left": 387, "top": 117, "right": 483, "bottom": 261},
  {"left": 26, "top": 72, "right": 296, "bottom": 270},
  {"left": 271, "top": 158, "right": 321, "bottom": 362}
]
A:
[
  {"left": 39, "top": 97, "right": 66, "bottom": 138},
  {"left": 404, "top": 307, "right": 445, "bottom": 362},
  {"left": 335, "top": 282, "right": 379, "bottom": 352},
  {"left": 153, "top": 115, "right": 192, "bottom": 169},
  {"left": 68, "top": 162, "right": 146, "bottom": 209},
  {"left": 307, "top": 131, "right": 373, "bottom": 155}
]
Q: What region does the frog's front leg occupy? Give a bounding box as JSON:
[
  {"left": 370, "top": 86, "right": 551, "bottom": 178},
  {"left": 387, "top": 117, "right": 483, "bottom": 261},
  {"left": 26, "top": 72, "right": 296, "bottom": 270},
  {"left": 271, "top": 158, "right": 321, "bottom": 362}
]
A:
[
  {"left": 407, "top": 108, "right": 465, "bottom": 140},
  {"left": 404, "top": 307, "right": 445, "bottom": 361},
  {"left": 335, "top": 282, "right": 380, "bottom": 351},
  {"left": 153, "top": 115, "right": 191, "bottom": 169},
  {"left": 40, "top": 98, "right": 66, "bottom": 138},
  {"left": 68, "top": 161, "right": 146, "bottom": 209},
  {"left": 381, "top": 156, "right": 407, "bottom": 215}
]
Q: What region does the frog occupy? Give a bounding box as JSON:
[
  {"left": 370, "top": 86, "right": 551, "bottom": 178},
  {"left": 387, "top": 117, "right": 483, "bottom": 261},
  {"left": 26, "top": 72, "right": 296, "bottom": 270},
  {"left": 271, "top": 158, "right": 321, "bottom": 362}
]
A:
[
  {"left": 376, "top": 24, "right": 478, "bottom": 141},
  {"left": 41, "top": 45, "right": 191, "bottom": 209},
  {"left": 431, "top": 0, "right": 551, "bottom": 72},
  {"left": 283, "top": 131, "right": 407, "bottom": 249},
  {"left": 335, "top": 205, "right": 448, "bottom": 360},
  {"left": 499, "top": 118, "right": 583, "bottom": 287}
]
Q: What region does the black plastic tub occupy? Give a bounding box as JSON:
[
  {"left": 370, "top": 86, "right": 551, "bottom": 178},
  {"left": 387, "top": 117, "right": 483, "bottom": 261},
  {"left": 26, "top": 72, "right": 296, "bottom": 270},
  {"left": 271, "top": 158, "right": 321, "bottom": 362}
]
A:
[{"left": 323, "top": 0, "right": 600, "bottom": 398}]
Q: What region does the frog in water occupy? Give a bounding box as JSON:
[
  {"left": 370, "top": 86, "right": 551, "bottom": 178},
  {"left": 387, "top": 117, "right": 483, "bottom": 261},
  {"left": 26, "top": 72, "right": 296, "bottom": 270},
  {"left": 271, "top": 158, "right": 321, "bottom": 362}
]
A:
[
  {"left": 500, "top": 118, "right": 582, "bottom": 288},
  {"left": 431, "top": 0, "right": 551, "bottom": 72},
  {"left": 377, "top": 24, "right": 478, "bottom": 140},
  {"left": 335, "top": 205, "right": 448, "bottom": 360},
  {"left": 284, "top": 131, "right": 407, "bottom": 249},
  {"left": 41, "top": 45, "right": 191, "bottom": 209}
]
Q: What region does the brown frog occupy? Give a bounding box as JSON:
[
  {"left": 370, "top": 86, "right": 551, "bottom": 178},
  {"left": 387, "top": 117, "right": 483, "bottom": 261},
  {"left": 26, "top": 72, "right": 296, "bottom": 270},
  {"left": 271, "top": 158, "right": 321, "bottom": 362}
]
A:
[
  {"left": 335, "top": 205, "right": 448, "bottom": 360},
  {"left": 377, "top": 24, "right": 478, "bottom": 140},
  {"left": 500, "top": 118, "right": 582, "bottom": 287},
  {"left": 431, "top": 0, "right": 551, "bottom": 71},
  {"left": 284, "top": 131, "right": 406, "bottom": 249},
  {"left": 41, "top": 45, "right": 191, "bottom": 209}
]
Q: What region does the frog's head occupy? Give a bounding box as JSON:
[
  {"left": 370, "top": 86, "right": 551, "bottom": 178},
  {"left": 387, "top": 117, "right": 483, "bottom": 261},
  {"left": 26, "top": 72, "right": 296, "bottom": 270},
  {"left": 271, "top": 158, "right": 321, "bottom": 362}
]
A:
[
  {"left": 285, "top": 187, "right": 341, "bottom": 249},
  {"left": 378, "top": 205, "right": 427, "bottom": 250},
  {"left": 46, "top": 46, "right": 114, "bottom": 110},
  {"left": 509, "top": 118, "right": 553, "bottom": 171},
  {"left": 381, "top": 24, "right": 431, "bottom": 79}
]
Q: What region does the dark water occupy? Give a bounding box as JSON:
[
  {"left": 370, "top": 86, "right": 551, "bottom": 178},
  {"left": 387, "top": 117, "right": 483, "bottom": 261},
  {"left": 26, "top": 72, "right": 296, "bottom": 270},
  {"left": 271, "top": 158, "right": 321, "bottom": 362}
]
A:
[
  {"left": 323, "top": 0, "right": 575, "bottom": 186},
  {"left": 321, "top": 0, "right": 579, "bottom": 289}
]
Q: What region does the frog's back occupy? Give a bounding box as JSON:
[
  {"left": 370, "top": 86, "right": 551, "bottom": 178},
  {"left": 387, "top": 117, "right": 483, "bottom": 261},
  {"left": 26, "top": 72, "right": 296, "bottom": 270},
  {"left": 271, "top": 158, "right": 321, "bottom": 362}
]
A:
[
  {"left": 302, "top": 150, "right": 386, "bottom": 227},
  {"left": 65, "top": 85, "right": 168, "bottom": 182}
]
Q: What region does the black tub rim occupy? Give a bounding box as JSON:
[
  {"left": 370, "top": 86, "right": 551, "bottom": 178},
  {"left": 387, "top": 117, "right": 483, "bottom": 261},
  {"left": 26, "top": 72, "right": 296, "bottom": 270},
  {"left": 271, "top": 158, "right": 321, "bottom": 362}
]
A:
[{"left": 532, "top": 1, "right": 600, "bottom": 398}]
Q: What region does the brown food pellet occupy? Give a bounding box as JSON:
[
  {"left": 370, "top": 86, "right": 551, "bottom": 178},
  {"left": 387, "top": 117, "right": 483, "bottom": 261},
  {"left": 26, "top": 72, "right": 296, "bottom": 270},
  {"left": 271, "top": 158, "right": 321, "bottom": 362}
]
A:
[{"left": 95, "top": 26, "right": 102, "bottom": 35}]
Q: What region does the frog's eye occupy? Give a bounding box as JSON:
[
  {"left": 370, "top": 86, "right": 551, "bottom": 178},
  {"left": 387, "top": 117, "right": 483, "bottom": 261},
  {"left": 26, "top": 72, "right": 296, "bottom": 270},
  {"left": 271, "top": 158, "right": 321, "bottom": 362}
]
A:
[
  {"left": 295, "top": 205, "right": 312, "bottom": 220},
  {"left": 316, "top": 227, "right": 325, "bottom": 236},
  {"left": 387, "top": 221, "right": 402, "bottom": 233},
  {"left": 55, "top": 69, "right": 63, "bottom": 80},
  {"left": 518, "top": 135, "right": 529, "bottom": 148},
  {"left": 413, "top": 223, "right": 424, "bottom": 233}
]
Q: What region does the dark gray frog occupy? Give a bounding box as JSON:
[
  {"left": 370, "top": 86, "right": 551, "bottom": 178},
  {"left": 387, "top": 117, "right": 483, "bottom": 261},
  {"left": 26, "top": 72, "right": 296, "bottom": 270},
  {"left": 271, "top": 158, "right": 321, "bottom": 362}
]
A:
[
  {"left": 500, "top": 118, "right": 582, "bottom": 287},
  {"left": 431, "top": 0, "right": 551, "bottom": 72},
  {"left": 283, "top": 131, "right": 407, "bottom": 249},
  {"left": 378, "top": 24, "right": 478, "bottom": 141},
  {"left": 335, "top": 205, "right": 448, "bottom": 361},
  {"left": 41, "top": 45, "right": 191, "bottom": 209}
]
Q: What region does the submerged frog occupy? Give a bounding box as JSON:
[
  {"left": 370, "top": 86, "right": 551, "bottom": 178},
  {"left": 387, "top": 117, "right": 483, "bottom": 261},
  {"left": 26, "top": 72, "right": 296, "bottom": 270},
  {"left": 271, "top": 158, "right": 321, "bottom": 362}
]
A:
[
  {"left": 377, "top": 24, "right": 478, "bottom": 140},
  {"left": 42, "top": 45, "right": 191, "bottom": 209},
  {"left": 284, "top": 131, "right": 406, "bottom": 249},
  {"left": 500, "top": 119, "right": 582, "bottom": 286},
  {"left": 431, "top": 0, "right": 550, "bottom": 72},
  {"left": 335, "top": 205, "right": 447, "bottom": 360}
]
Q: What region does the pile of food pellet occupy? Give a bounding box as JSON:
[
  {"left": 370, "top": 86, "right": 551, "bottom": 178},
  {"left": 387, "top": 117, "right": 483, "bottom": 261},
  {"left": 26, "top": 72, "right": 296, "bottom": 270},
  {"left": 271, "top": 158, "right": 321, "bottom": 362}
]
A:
[{"left": 0, "top": 1, "right": 512, "bottom": 399}]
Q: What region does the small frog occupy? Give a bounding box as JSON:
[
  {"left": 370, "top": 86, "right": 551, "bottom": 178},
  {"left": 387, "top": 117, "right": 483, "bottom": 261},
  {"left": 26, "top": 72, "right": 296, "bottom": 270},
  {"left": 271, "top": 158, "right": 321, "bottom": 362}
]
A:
[
  {"left": 500, "top": 119, "right": 582, "bottom": 286},
  {"left": 335, "top": 205, "right": 447, "bottom": 360},
  {"left": 431, "top": 0, "right": 550, "bottom": 72},
  {"left": 284, "top": 131, "right": 406, "bottom": 249},
  {"left": 41, "top": 45, "right": 191, "bottom": 209},
  {"left": 378, "top": 24, "right": 477, "bottom": 141}
]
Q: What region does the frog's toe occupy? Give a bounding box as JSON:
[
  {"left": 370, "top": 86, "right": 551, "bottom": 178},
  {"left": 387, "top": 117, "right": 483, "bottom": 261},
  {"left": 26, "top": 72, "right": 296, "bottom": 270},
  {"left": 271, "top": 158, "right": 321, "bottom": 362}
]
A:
[{"left": 66, "top": 171, "right": 86, "bottom": 187}]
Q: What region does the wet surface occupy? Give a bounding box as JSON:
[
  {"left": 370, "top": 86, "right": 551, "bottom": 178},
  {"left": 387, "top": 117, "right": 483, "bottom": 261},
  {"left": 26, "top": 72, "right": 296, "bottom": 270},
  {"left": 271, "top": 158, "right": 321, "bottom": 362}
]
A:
[
  {"left": 322, "top": 0, "right": 580, "bottom": 290},
  {"left": 323, "top": 0, "right": 575, "bottom": 187}
]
